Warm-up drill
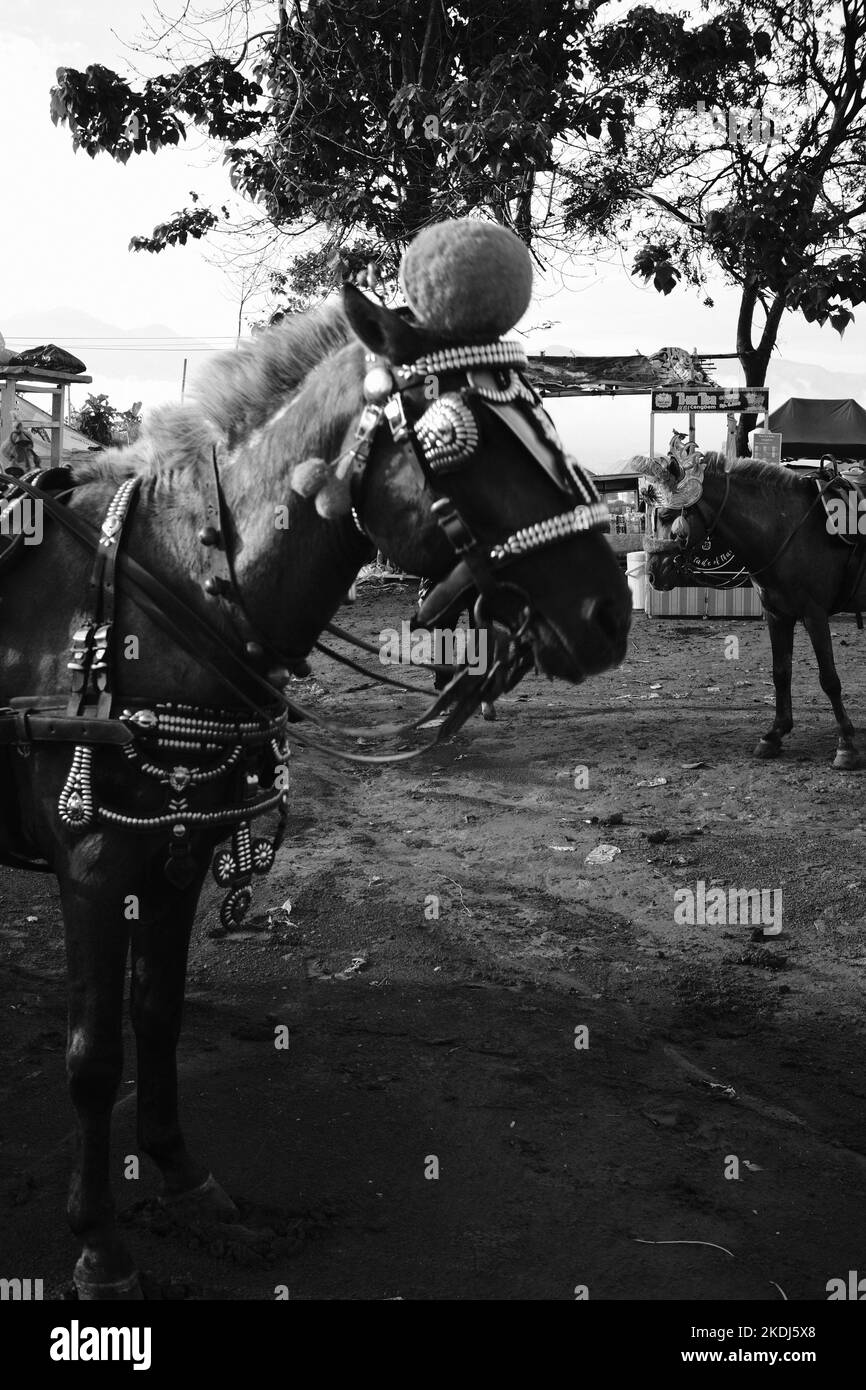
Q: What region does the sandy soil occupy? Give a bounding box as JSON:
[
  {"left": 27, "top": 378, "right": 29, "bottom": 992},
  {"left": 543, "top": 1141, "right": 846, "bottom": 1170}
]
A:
[{"left": 2, "top": 584, "right": 866, "bottom": 1301}]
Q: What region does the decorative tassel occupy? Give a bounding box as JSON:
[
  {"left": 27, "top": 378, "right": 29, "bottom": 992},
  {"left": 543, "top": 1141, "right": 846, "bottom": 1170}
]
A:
[
  {"left": 314, "top": 479, "right": 353, "bottom": 518},
  {"left": 291, "top": 457, "right": 330, "bottom": 497}
]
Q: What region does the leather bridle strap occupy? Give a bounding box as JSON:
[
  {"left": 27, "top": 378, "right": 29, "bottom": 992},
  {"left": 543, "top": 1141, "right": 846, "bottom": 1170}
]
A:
[
  {"left": 0, "top": 469, "right": 311, "bottom": 728},
  {"left": 0, "top": 471, "right": 488, "bottom": 764}
]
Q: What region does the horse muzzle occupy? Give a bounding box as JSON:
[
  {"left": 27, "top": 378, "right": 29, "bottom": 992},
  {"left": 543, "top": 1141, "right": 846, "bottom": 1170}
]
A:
[{"left": 531, "top": 583, "right": 632, "bottom": 682}]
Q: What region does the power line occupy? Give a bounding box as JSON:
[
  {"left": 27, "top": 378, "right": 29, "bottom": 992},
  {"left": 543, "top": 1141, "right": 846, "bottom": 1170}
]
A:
[
  {"left": 2, "top": 334, "right": 241, "bottom": 342},
  {"left": 2, "top": 342, "right": 241, "bottom": 353}
]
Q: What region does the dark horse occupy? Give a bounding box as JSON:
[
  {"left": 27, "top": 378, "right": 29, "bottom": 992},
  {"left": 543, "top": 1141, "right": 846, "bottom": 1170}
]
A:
[
  {"left": 0, "top": 286, "right": 630, "bottom": 1299},
  {"left": 640, "top": 449, "right": 866, "bottom": 769}
]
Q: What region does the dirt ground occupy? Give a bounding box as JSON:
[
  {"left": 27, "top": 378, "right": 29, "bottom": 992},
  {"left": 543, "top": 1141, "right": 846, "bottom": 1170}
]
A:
[{"left": 2, "top": 582, "right": 866, "bottom": 1302}]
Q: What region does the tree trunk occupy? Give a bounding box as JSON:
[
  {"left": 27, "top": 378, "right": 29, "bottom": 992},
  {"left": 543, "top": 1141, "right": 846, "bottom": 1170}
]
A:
[{"left": 735, "top": 282, "right": 786, "bottom": 454}]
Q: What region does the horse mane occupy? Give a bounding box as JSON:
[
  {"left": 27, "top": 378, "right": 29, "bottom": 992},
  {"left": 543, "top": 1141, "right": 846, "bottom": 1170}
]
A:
[
  {"left": 71, "top": 299, "right": 356, "bottom": 487},
  {"left": 632, "top": 449, "right": 814, "bottom": 495},
  {"left": 701, "top": 451, "right": 813, "bottom": 490}
]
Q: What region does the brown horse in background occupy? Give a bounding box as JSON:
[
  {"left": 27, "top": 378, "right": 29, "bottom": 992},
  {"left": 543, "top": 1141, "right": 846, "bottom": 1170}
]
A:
[{"left": 640, "top": 449, "right": 866, "bottom": 769}]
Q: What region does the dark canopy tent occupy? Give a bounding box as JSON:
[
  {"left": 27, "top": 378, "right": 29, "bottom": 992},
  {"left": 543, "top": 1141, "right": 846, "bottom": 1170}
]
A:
[{"left": 767, "top": 397, "right": 866, "bottom": 459}]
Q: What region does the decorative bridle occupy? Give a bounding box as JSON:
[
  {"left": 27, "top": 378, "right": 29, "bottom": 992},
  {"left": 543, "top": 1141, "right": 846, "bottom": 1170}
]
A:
[
  {"left": 0, "top": 334, "right": 610, "bottom": 929},
  {"left": 648, "top": 462, "right": 737, "bottom": 586},
  {"left": 343, "top": 337, "right": 609, "bottom": 584},
  {"left": 289, "top": 335, "right": 610, "bottom": 725}
]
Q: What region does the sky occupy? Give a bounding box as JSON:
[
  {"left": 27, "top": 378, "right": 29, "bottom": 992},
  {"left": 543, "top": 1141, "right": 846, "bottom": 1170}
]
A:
[{"left": 1, "top": 1, "right": 865, "bottom": 465}]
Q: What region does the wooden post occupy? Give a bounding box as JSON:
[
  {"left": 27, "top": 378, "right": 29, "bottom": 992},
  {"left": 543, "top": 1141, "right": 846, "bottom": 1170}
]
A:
[
  {"left": 181, "top": 357, "right": 188, "bottom": 403},
  {"left": 725, "top": 412, "right": 737, "bottom": 462},
  {"left": 51, "top": 382, "right": 65, "bottom": 467},
  {"left": 0, "top": 376, "right": 16, "bottom": 453}
]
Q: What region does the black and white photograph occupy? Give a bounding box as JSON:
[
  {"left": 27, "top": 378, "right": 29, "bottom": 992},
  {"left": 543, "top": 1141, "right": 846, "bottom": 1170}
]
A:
[{"left": 1, "top": 0, "right": 865, "bottom": 1358}]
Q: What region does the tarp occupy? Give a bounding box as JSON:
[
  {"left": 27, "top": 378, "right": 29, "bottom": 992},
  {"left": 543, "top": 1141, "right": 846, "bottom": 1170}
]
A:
[
  {"left": 767, "top": 397, "right": 866, "bottom": 459},
  {"left": 525, "top": 346, "right": 717, "bottom": 396}
]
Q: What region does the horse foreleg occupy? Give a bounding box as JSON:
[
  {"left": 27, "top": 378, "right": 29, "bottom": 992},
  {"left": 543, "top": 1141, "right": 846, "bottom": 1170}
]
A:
[
  {"left": 60, "top": 870, "right": 142, "bottom": 1300},
  {"left": 802, "top": 608, "right": 861, "bottom": 770},
  {"left": 754, "top": 610, "right": 795, "bottom": 758},
  {"left": 130, "top": 872, "right": 238, "bottom": 1223}
]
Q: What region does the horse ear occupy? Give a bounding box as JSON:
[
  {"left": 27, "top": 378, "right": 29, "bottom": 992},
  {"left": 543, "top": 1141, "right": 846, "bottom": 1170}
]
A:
[{"left": 341, "top": 284, "right": 438, "bottom": 364}]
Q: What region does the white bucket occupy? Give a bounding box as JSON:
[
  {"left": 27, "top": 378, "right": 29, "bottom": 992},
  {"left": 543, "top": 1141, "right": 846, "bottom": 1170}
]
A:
[{"left": 626, "top": 551, "right": 646, "bottom": 611}]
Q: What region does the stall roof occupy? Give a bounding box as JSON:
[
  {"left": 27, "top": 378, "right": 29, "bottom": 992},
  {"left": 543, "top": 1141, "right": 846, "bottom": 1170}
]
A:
[
  {"left": 525, "top": 346, "right": 718, "bottom": 396},
  {"left": 767, "top": 397, "right": 866, "bottom": 459}
]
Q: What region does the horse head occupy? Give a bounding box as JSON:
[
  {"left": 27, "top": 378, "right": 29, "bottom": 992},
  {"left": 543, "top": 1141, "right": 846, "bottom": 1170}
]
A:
[
  {"left": 326, "top": 286, "right": 631, "bottom": 689},
  {"left": 636, "top": 449, "right": 721, "bottom": 591}
]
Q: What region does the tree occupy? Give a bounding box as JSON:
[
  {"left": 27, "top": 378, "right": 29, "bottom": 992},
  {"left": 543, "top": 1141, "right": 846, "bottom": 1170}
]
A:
[
  {"left": 76, "top": 394, "right": 142, "bottom": 447},
  {"left": 562, "top": 0, "right": 866, "bottom": 449},
  {"left": 49, "top": 1, "right": 623, "bottom": 282}
]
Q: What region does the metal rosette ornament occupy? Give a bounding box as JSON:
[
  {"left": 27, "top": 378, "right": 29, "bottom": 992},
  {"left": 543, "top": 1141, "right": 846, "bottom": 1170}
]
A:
[
  {"left": 212, "top": 818, "right": 277, "bottom": 931},
  {"left": 414, "top": 394, "right": 479, "bottom": 474}
]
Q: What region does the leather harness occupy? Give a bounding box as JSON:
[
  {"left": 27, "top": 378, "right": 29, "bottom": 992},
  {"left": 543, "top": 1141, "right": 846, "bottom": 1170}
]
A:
[{"left": 0, "top": 337, "right": 610, "bottom": 927}]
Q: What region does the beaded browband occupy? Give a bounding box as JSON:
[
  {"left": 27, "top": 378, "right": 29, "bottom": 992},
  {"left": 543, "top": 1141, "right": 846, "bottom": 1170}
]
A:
[{"left": 401, "top": 339, "right": 528, "bottom": 378}]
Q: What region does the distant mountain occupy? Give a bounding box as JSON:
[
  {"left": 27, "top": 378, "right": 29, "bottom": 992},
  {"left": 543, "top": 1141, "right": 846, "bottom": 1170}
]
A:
[
  {"left": 0, "top": 308, "right": 227, "bottom": 399},
  {"left": 1, "top": 306, "right": 182, "bottom": 344},
  {"left": 766, "top": 358, "right": 866, "bottom": 406}
]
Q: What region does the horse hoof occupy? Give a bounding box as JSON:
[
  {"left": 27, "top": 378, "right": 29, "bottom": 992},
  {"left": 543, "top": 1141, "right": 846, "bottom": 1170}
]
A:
[
  {"left": 73, "top": 1262, "right": 144, "bottom": 1301},
  {"left": 481, "top": 702, "right": 496, "bottom": 721},
  {"left": 754, "top": 739, "right": 781, "bottom": 759},
  {"left": 833, "top": 749, "right": 862, "bottom": 771},
  {"left": 161, "top": 1172, "right": 239, "bottom": 1223}
]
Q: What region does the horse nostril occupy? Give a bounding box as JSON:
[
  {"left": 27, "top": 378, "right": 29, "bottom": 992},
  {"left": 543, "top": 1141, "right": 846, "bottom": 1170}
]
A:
[{"left": 580, "top": 596, "right": 626, "bottom": 642}]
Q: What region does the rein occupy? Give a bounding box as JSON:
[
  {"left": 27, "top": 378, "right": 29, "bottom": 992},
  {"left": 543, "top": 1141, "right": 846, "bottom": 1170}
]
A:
[
  {"left": 1, "top": 335, "right": 607, "bottom": 759},
  {"left": 0, "top": 335, "right": 608, "bottom": 926}
]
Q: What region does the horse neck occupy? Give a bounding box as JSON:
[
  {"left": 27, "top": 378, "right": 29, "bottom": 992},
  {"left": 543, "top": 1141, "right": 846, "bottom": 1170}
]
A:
[
  {"left": 703, "top": 469, "right": 800, "bottom": 571},
  {"left": 214, "top": 447, "right": 365, "bottom": 656},
  {"left": 210, "top": 351, "right": 373, "bottom": 652}
]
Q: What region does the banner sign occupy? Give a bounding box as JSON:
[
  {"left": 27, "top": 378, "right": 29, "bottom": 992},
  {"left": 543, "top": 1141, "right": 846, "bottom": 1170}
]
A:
[
  {"left": 751, "top": 430, "right": 783, "bottom": 464},
  {"left": 651, "top": 387, "right": 769, "bottom": 413}
]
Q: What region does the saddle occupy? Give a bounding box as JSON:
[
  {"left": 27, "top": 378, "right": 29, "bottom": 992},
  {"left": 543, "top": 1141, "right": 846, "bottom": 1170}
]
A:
[
  {"left": 813, "top": 474, "right": 866, "bottom": 623},
  {"left": 814, "top": 473, "right": 866, "bottom": 549}
]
